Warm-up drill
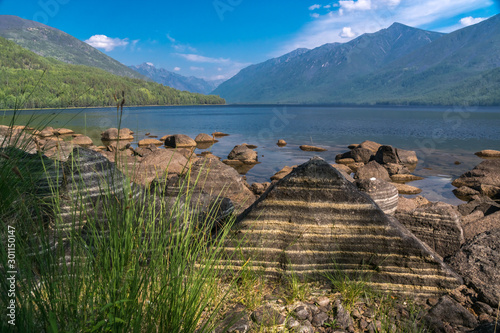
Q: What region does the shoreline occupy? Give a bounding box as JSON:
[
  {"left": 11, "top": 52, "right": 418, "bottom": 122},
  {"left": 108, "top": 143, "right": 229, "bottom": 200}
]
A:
[{"left": 2, "top": 103, "right": 500, "bottom": 112}]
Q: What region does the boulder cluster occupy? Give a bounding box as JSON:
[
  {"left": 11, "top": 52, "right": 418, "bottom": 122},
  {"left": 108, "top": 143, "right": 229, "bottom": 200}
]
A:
[{"left": 1, "top": 125, "right": 499, "bottom": 332}]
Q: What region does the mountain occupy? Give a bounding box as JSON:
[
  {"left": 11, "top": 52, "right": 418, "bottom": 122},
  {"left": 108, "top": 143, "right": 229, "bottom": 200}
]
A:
[
  {"left": 0, "top": 37, "right": 225, "bottom": 109},
  {"left": 213, "top": 23, "right": 444, "bottom": 103},
  {"left": 129, "top": 63, "right": 224, "bottom": 94},
  {"left": 0, "top": 15, "right": 147, "bottom": 80},
  {"left": 340, "top": 14, "right": 500, "bottom": 105},
  {"left": 213, "top": 16, "right": 500, "bottom": 105}
]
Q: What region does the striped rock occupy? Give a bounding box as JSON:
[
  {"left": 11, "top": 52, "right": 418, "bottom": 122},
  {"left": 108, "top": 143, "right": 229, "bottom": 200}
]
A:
[
  {"left": 162, "top": 157, "right": 255, "bottom": 212},
  {"left": 355, "top": 178, "right": 398, "bottom": 215},
  {"left": 0, "top": 146, "right": 63, "bottom": 198},
  {"left": 56, "top": 147, "right": 140, "bottom": 238},
  {"left": 396, "top": 202, "right": 464, "bottom": 258},
  {"left": 224, "top": 157, "right": 461, "bottom": 298}
]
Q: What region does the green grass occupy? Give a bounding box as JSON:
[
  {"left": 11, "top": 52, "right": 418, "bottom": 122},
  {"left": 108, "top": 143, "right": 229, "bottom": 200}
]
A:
[{"left": 0, "top": 116, "right": 241, "bottom": 332}]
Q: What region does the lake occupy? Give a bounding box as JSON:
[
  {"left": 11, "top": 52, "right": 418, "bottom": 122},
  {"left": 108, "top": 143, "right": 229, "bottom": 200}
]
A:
[{"left": 3, "top": 104, "right": 500, "bottom": 205}]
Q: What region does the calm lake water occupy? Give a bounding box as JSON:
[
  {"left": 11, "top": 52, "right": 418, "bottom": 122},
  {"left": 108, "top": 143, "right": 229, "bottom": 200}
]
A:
[{"left": 3, "top": 104, "right": 500, "bottom": 205}]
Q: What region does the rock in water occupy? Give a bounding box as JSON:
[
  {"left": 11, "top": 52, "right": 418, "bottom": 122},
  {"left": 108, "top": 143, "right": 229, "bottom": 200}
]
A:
[
  {"left": 227, "top": 144, "right": 258, "bottom": 163},
  {"left": 299, "top": 145, "right": 327, "bottom": 152},
  {"left": 452, "top": 160, "right": 500, "bottom": 200},
  {"left": 224, "top": 157, "right": 461, "bottom": 297},
  {"left": 164, "top": 134, "right": 197, "bottom": 148},
  {"left": 101, "top": 128, "right": 134, "bottom": 141},
  {"left": 195, "top": 133, "right": 216, "bottom": 143},
  {"left": 475, "top": 150, "right": 500, "bottom": 158},
  {"left": 396, "top": 202, "right": 464, "bottom": 258},
  {"left": 355, "top": 178, "right": 398, "bottom": 215}
]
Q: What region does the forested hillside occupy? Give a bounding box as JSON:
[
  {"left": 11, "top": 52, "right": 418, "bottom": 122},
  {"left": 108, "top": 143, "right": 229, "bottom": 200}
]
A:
[{"left": 0, "top": 37, "right": 225, "bottom": 109}]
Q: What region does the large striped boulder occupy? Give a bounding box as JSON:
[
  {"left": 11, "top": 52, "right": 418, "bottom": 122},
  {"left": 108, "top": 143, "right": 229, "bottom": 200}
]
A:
[{"left": 224, "top": 157, "right": 461, "bottom": 298}]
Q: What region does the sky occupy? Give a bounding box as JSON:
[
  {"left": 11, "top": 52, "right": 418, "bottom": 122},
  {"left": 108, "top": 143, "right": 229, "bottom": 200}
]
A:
[{"left": 1, "top": 0, "right": 499, "bottom": 82}]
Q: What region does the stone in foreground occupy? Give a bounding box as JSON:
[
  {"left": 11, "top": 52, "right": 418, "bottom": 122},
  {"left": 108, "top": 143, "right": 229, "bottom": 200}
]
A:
[
  {"left": 355, "top": 178, "right": 398, "bottom": 215},
  {"left": 446, "top": 229, "right": 500, "bottom": 308},
  {"left": 396, "top": 202, "right": 464, "bottom": 258},
  {"left": 224, "top": 157, "right": 461, "bottom": 298}
]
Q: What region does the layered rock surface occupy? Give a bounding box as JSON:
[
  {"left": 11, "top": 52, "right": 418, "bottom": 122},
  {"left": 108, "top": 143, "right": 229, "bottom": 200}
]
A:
[
  {"left": 447, "top": 229, "right": 500, "bottom": 308},
  {"left": 396, "top": 202, "right": 464, "bottom": 258},
  {"left": 224, "top": 157, "right": 461, "bottom": 297}
]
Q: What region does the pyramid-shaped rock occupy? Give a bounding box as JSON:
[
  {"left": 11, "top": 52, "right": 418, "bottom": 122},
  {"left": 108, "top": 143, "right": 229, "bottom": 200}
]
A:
[{"left": 225, "top": 157, "right": 461, "bottom": 298}]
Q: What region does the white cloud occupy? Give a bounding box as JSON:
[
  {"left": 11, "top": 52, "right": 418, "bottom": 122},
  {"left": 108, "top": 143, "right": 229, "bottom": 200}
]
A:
[
  {"left": 166, "top": 34, "right": 176, "bottom": 43},
  {"left": 173, "top": 67, "right": 181, "bottom": 71},
  {"left": 338, "top": 0, "right": 371, "bottom": 11},
  {"left": 460, "top": 16, "right": 487, "bottom": 26},
  {"left": 324, "top": 4, "right": 331, "bottom": 8},
  {"left": 311, "top": 13, "right": 320, "bottom": 18},
  {"left": 309, "top": 4, "right": 321, "bottom": 10},
  {"left": 190, "top": 66, "right": 205, "bottom": 71},
  {"left": 85, "top": 35, "right": 129, "bottom": 52},
  {"left": 339, "top": 27, "right": 357, "bottom": 38},
  {"left": 275, "top": 0, "right": 492, "bottom": 55},
  {"left": 166, "top": 34, "right": 197, "bottom": 52},
  {"left": 211, "top": 74, "right": 227, "bottom": 80},
  {"left": 146, "top": 62, "right": 154, "bottom": 67},
  {"left": 177, "top": 53, "right": 230, "bottom": 63}
]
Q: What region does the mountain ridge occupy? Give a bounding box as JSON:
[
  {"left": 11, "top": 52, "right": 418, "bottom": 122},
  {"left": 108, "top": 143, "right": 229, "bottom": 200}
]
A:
[
  {"left": 0, "top": 15, "right": 148, "bottom": 80},
  {"left": 212, "top": 21, "right": 446, "bottom": 103},
  {"left": 129, "top": 63, "right": 223, "bottom": 94},
  {"left": 213, "top": 16, "right": 500, "bottom": 105}
]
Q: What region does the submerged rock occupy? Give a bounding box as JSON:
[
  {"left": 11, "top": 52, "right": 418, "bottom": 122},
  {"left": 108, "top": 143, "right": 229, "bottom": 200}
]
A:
[
  {"left": 299, "top": 145, "right": 327, "bottom": 152},
  {"left": 224, "top": 157, "right": 461, "bottom": 297},
  {"left": 475, "top": 150, "right": 500, "bottom": 158},
  {"left": 277, "top": 139, "right": 287, "bottom": 147}
]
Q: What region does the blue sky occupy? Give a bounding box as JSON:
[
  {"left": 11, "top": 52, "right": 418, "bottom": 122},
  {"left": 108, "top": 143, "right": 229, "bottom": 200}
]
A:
[{"left": 1, "top": 0, "right": 499, "bottom": 81}]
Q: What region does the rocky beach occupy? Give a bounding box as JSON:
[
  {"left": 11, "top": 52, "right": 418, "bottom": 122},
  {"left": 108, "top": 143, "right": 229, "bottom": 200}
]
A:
[{"left": 1, "top": 123, "right": 499, "bottom": 332}]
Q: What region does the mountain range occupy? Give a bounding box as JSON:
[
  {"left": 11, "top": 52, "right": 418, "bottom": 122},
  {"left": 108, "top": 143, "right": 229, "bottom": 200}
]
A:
[
  {"left": 129, "top": 63, "right": 224, "bottom": 94},
  {"left": 213, "top": 15, "right": 500, "bottom": 105}
]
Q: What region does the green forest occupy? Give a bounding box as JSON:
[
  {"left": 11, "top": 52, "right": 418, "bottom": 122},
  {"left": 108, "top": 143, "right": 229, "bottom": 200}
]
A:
[{"left": 0, "top": 37, "right": 225, "bottom": 109}]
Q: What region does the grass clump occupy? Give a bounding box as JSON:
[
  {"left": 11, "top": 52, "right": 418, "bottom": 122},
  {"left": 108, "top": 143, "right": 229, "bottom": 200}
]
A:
[{"left": 0, "top": 124, "right": 239, "bottom": 332}]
